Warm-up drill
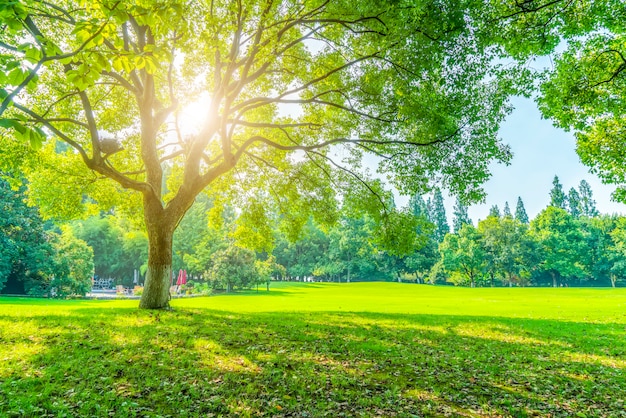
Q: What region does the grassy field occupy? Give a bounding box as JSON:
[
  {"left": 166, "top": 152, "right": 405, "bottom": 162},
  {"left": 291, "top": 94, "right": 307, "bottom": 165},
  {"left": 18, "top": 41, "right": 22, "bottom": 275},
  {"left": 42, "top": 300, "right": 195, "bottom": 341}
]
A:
[{"left": 1, "top": 283, "right": 625, "bottom": 417}]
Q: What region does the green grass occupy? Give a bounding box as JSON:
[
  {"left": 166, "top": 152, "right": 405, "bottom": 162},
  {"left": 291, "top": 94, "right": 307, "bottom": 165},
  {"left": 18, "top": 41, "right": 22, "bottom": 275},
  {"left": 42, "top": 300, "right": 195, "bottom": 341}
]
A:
[{"left": 1, "top": 283, "right": 625, "bottom": 417}]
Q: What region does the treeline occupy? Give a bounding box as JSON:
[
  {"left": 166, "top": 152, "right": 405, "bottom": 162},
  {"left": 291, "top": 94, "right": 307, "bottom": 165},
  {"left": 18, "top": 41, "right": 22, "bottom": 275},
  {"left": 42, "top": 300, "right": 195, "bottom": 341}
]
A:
[
  {"left": 418, "top": 177, "right": 623, "bottom": 288},
  {"left": 269, "top": 176, "right": 625, "bottom": 288},
  {"left": 2, "top": 174, "right": 625, "bottom": 297}
]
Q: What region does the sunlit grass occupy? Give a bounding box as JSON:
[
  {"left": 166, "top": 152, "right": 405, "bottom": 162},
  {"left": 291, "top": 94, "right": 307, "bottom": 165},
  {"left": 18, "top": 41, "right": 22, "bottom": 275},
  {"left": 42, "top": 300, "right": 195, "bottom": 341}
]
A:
[{"left": 1, "top": 283, "right": 625, "bottom": 417}]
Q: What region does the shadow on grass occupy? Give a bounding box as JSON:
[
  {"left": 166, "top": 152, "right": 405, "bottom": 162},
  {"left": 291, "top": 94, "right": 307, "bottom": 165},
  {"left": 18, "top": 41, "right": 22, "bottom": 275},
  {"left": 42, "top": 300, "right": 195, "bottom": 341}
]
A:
[{"left": 0, "top": 306, "right": 624, "bottom": 417}]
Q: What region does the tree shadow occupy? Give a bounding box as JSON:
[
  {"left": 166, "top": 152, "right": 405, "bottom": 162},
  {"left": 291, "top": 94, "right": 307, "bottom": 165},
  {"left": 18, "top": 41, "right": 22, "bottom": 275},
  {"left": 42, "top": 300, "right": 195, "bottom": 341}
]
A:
[{"left": 0, "top": 304, "right": 624, "bottom": 417}]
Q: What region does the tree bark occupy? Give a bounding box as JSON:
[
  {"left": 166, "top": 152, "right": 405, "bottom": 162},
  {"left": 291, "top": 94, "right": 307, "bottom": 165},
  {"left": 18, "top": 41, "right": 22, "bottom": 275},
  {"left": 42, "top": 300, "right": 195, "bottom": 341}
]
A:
[
  {"left": 139, "top": 222, "right": 174, "bottom": 309},
  {"left": 139, "top": 192, "right": 181, "bottom": 309}
]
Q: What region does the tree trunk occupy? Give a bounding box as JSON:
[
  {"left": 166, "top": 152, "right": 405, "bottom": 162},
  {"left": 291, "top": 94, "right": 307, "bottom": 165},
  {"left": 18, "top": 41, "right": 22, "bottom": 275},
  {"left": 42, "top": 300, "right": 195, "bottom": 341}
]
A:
[
  {"left": 610, "top": 275, "right": 616, "bottom": 288},
  {"left": 552, "top": 272, "right": 558, "bottom": 288},
  {"left": 139, "top": 223, "right": 174, "bottom": 309}
]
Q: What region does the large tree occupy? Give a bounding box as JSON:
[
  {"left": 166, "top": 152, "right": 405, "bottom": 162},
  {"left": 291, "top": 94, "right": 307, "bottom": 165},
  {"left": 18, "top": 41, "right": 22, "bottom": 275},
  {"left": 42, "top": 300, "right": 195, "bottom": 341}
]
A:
[
  {"left": 0, "top": 0, "right": 520, "bottom": 308},
  {"left": 538, "top": 9, "right": 626, "bottom": 202}
]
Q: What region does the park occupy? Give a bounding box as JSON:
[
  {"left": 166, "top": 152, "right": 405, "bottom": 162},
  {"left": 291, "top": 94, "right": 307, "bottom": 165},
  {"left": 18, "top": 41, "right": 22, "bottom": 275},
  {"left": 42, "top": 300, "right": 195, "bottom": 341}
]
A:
[{"left": 2, "top": 1, "right": 626, "bottom": 416}]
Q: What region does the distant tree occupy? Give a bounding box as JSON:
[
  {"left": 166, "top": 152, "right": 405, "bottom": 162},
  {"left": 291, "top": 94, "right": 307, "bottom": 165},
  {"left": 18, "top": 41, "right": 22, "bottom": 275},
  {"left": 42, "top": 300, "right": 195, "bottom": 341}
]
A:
[
  {"left": 609, "top": 218, "right": 626, "bottom": 288},
  {"left": 549, "top": 175, "right": 567, "bottom": 209},
  {"left": 207, "top": 245, "right": 258, "bottom": 292},
  {"left": 503, "top": 201, "right": 512, "bottom": 218},
  {"left": 567, "top": 187, "right": 582, "bottom": 218},
  {"left": 579, "top": 215, "right": 617, "bottom": 287},
  {"left": 578, "top": 180, "right": 599, "bottom": 217},
  {"left": 530, "top": 207, "right": 585, "bottom": 287},
  {"left": 408, "top": 195, "right": 429, "bottom": 219},
  {"left": 488, "top": 205, "right": 501, "bottom": 218},
  {"left": 452, "top": 197, "right": 472, "bottom": 233},
  {"left": 47, "top": 227, "right": 94, "bottom": 297},
  {"left": 403, "top": 198, "right": 438, "bottom": 283},
  {"left": 430, "top": 189, "right": 450, "bottom": 242},
  {"left": 274, "top": 219, "right": 330, "bottom": 280},
  {"left": 328, "top": 217, "right": 376, "bottom": 283},
  {"left": 478, "top": 216, "right": 534, "bottom": 287},
  {"left": 439, "top": 224, "right": 485, "bottom": 288},
  {"left": 515, "top": 197, "right": 529, "bottom": 224},
  {"left": 72, "top": 215, "right": 148, "bottom": 287},
  {"left": 72, "top": 216, "right": 124, "bottom": 281},
  {"left": 404, "top": 239, "right": 439, "bottom": 284}
]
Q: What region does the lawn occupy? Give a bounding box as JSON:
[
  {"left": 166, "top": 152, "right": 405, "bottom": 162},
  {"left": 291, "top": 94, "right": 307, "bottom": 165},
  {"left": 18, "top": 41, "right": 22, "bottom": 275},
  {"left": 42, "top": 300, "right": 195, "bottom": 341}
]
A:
[{"left": 1, "top": 283, "right": 625, "bottom": 417}]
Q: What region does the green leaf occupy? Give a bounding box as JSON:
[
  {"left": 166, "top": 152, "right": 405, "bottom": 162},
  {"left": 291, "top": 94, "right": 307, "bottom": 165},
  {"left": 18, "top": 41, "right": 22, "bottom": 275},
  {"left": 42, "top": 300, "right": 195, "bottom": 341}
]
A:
[
  {"left": 28, "top": 127, "right": 44, "bottom": 150},
  {"left": 24, "top": 46, "right": 43, "bottom": 64},
  {"left": 7, "top": 67, "right": 27, "bottom": 86},
  {"left": 0, "top": 118, "right": 25, "bottom": 134}
]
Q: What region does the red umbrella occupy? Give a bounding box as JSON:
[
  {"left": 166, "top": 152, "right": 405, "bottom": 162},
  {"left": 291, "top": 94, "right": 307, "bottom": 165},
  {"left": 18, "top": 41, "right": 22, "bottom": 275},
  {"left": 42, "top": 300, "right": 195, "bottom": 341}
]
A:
[
  {"left": 176, "top": 269, "right": 184, "bottom": 286},
  {"left": 182, "top": 270, "right": 188, "bottom": 285}
]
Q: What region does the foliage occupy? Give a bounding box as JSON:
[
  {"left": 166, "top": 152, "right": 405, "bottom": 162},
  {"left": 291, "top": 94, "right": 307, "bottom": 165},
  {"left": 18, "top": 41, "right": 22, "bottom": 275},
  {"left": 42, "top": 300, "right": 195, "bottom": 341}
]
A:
[
  {"left": 579, "top": 215, "right": 618, "bottom": 287},
  {"left": 439, "top": 224, "right": 484, "bottom": 287},
  {"left": 47, "top": 227, "right": 94, "bottom": 297},
  {"left": 530, "top": 207, "right": 586, "bottom": 287},
  {"left": 538, "top": 19, "right": 626, "bottom": 202},
  {"left": 429, "top": 189, "right": 450, "bottom": 242},
  {"left": 515, "top": 196, "right": 529, "bottom": 224},
  {"left": 578, "top": 180, "right": 599, "bottom": 217},
  {"left": 488, "top": 205, "right": 501, "bottom": 218},
  {"left": 478, "top": 215, "right": 535, "bottom": 287},
  {"left": 502, "top": 201, "right": 512, "bottom": 218},
  {"left": 549, "top": 175, "right": 566, "bottom": 209},
  {"left": 71, "top": 215, "right": 147, "bottom": 287},
  {"left": 452, "top": 197, "right": 472, "bottom": 233},
  {"left": 206, "top": 245, "right": 259, "bottom": 292},
  {"left": 567, "top": 187, "right": 581, "bottom": 218},
  {"left": 0, "top": 176, "right": 54, "bottom": 294}
]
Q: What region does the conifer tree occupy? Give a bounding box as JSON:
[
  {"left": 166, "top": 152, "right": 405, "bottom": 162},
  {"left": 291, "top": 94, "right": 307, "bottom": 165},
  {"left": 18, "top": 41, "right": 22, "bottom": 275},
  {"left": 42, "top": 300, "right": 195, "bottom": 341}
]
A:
[
  {"left": 452, "top": 197, "right": 472, "bottom": 233},
  {"left": 503, "top": 201, "right": 512, "bottom": 218},
  {"left": 430, "top": 189, "right": 450, "bottom": 242},
  {"left": 488, "top": 205, "right": 501, "bottom": 218},
  {"left": 549, "top": 175, "right": 567, "bottom": 209},
  {"left": 567, "top": 187, "right": 582, "bottom": 218},
  {"left": 515, "top": 197, "right": 529, "bottom": 224},
  {"left": 408, "top": 194, "right": 429, "bottom": 218},
  {"left": 578, "top": 180, "right": 599, "bottom": 217}
]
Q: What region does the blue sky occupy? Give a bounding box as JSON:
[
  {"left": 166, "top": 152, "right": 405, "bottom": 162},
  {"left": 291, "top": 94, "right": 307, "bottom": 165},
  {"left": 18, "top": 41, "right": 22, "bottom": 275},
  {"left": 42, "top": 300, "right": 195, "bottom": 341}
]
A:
[{"left": 457, "top": 96, "right": 626, "bottom": 222}]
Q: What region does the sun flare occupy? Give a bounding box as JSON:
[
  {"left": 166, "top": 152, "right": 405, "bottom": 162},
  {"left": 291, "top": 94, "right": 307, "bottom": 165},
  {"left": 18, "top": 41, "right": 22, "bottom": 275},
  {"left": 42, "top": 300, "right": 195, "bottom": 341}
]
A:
[{"left": 173, "top": 93, "right": 212, "bottom": 139}]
